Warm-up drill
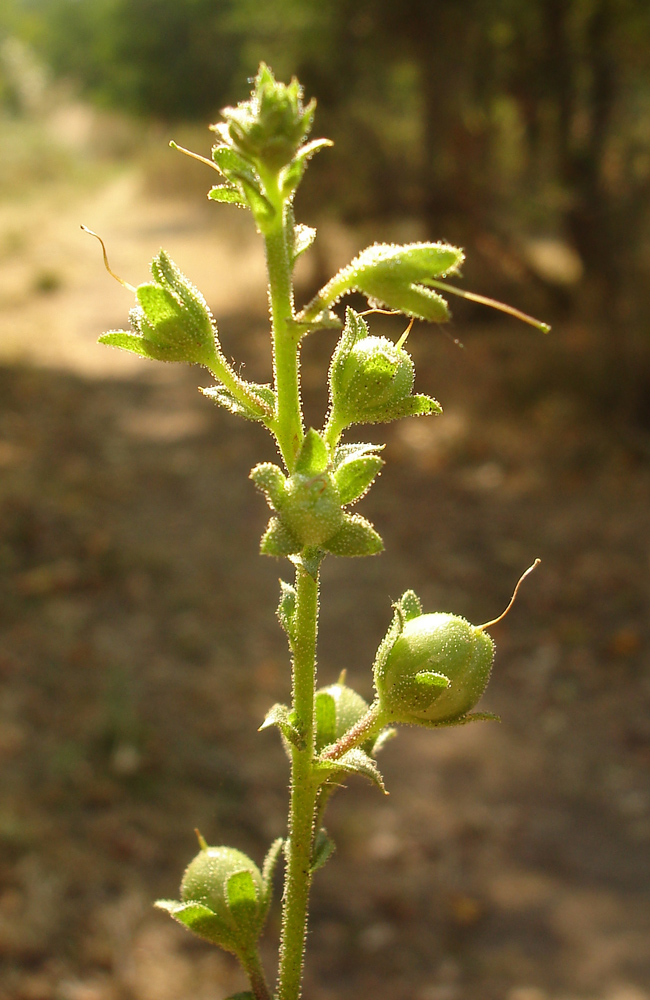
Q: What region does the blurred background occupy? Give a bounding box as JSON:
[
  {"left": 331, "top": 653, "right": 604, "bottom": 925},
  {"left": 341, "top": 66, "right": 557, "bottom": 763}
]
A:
[{"left": 1, "top": 3, "right": 650, "bottom": 1000}]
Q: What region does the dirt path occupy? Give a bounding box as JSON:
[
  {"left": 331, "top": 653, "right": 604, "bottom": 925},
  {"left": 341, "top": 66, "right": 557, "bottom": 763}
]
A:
[{"left": 1, "top": 170, "right": 649, "bottom": 1000}]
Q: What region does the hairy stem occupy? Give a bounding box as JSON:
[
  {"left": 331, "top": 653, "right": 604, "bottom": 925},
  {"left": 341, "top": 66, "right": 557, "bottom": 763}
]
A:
[
  {"left": 277, "top": 561, "right": 320, "bottom": 1000},
  {"left": 263, "top": 182, "right": 304, "bottom": 470},
  {"left": 241, "top": 946, "right": 273, "bottom": 1000},
  {"left": 321, "top": 700, "right": 386, "bottom": 760}
]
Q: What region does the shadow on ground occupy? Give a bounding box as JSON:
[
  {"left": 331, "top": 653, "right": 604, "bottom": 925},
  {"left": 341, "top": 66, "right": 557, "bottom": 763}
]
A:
[{"left": 1, "top": 319, "right": 649, "bottom": 1000}]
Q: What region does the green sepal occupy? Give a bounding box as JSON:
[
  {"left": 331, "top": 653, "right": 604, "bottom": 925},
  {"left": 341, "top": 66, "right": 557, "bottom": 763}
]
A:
[
  {"left": 155, "top": 899, "right": 236, "bottom": 950},
  {"left": 411, "top": 711, "right": 501, "bottom": 730},
  {"left": 294, "top": 428, "right": 329, "bottom": 476},
  {"left": 380, "top": 394, "right": 442, "bottom": 421},
  {"left": 201, "top": 383, "right": 274, "bottom": 423},
  {"left": 372, "top": 605, "right": 405, "bottom": 689},
  {"left": 250, "top": 462, "right": 287, "bottom": 509},
  {"left": 316, "top": 748, "right": 387, "bottom": 793},
  {"left": 99, "top": 331, "right": 158, "bottom": 360},
  {"left": 211, "top": 145, "right": 257, "bottom": 183},
  {"left": 259, "top": 703, "right": 304, "bottom": 750},
  {"left": 314, "top": 691, "right": 337, "bottom": 749},
  {"left": 208, "top": 185, "right": 247, "bottom": 206},
  {"left": 260, "top": 837, "right": 283, "bottom": 920},
  {"left": 398, "top": 590, "right": 423, "bottom": 621},
  {"left": 260, "top": 517, "right": 301, "bottom": 557},
  {"left": 322, "top": 514, "right": 384, "bottom": 558},
  {"left": 277, "top": 580, "right": 296, "bottom": 637},
  {"left": 226, "top": 870, "right": 259, "bottom": 933},
  {"left": 334, "top": 453, "right": 384, "bottom": 506},
  {"left": 311, "top": 827, "right": 336, "bottom": 873},
  {"left": 333, "top": 442, "right": 385, "bottom": 468},
  {"left": 408, "top": 670, "right": 451, "bottom": 713}
]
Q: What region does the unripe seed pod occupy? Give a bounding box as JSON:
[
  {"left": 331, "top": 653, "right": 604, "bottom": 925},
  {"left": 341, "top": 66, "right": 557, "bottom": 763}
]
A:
[
  {"left": 281, "top": 472, "right": 343, "bottom": 547},
  {"left": 330, "top": 336, "right": 414, "bottom": 426},
  {"left": 375, "top": 613, "right": 494, "bottom": 724},
  {"left": 181, "top": 846, "right": 264, "bottom": 935}
]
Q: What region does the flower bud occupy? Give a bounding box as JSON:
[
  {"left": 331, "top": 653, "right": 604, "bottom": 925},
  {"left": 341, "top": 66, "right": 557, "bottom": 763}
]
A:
[
  {"left": 214, "top": 64, "right": 315, "bottom": 173},
  {"left": 99, "top": 250, "right": 218, "bottom": 366},
  {"left": 374, "top": 613, "right": 494, "bottom": 725},
  {"left": 327, "top": 310, "right": 441, "bottom": 434},
  {"left": 331, "top": 335, "right": 414, "bottom": 424}
]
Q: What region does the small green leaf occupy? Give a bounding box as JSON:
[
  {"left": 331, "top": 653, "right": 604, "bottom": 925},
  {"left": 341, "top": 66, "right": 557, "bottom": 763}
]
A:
[
  {"left": 317, "top": 748, "right": 387, "bottom": 793},
  {"left": 334, "top": 453, "right": 384, "bottom": 505},
  {"left": 323, "top": 514, "right": 384, "bottom": 558},
  {"left": 208, "top": 185, "right": 247, "bottom": 206},
  {"left": 333, "top": 442, "right": 385, "bottom": 469},
  {"left": 259, "top": 703, "right": 304, "bottom": 749},
  {"left": 155, "top": 900, "right": 235, "bottom": 950},
  {"left": 277, "top": 580, "right": 296, "bottom": 636},
  {"left": 98, "top": 331, "right": 157, "bottom": 359},
  {"left": 315, "top": 691, "right": 337, "bottom": 749},
  {"left": 212, "top": 145, "right": 257, "bottom": 182},
  {"left": 398, "top": 590, "right": 422, "bottom": 621},
  {"left": 294, "top": 428, "right": 329, "bottom": 476},
  {"left": 292, "top": 224, "right": 317, "bottom": 262},
  {"left": 260, "top": 516, "right": 302, "bottom": 557},
  {"left": 250, "top": 463, "right": 287, "bottom": 509},
  {"left": 311, "top": 827, "right": 336, "bottom": 873},
  {"left": 200, "top": 384, "right": 274, "bottom": 423}
]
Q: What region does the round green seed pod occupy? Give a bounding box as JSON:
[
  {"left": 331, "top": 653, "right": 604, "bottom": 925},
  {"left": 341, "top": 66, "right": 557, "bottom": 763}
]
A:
[
  {"left": 376, "top": 613, "right": 495, "bottom": 724},
  {"left": 330, "top": 336, "right": 414, "bottom": 426},
  {"left": 281, "top": 472, "right": 343, "bottom": 547},
  {"left": 315, "top": 682, "right": 373, "bottom": 753},
  {"left": 181, "top": 846, "right": 264, "bottom": 929}
]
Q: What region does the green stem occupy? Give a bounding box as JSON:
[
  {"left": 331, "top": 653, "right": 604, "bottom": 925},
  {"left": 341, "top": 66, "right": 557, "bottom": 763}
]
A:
[
  {"left": 206, "top": 352, "right": 275, "bottom": 424},
  {"left": 241, "top": 945, "right": 273, "bottom": 1000},
  {"left": 263, "top": 184, "right": 304, "bottom": 470},
  {"left": 277, "top": 560, "right": 320, "bottom": 1000}
]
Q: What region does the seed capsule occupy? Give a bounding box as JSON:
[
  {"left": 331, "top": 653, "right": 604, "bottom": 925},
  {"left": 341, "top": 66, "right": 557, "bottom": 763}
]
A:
[{"left": 375, "top": 613, "right": 494, "bottom": 724}]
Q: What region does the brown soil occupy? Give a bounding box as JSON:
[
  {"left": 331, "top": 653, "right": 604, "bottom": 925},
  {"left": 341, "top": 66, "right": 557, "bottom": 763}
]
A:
[{"left": 1, "top": 170, "right": 649, "bottom": 1000}]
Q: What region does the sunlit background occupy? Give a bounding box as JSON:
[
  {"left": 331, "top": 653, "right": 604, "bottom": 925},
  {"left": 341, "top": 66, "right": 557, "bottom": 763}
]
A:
[{"left": 1, "top": 4, "right": 650, "bottom": 1000}]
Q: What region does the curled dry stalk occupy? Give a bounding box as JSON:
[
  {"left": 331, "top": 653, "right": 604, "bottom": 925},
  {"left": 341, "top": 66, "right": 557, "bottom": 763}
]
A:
[{"left": 87, "top": 64, "right": 546, "bottom": 1000}]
